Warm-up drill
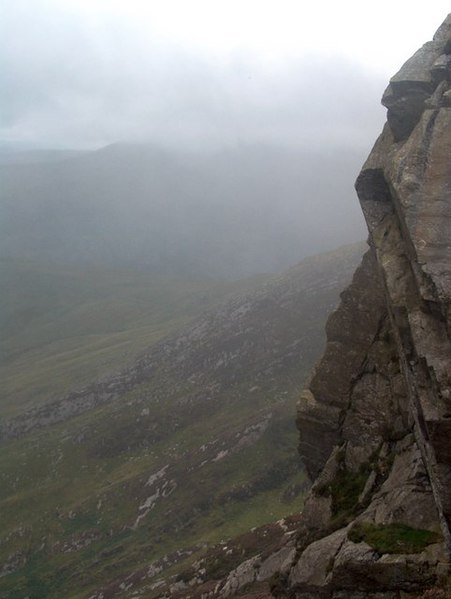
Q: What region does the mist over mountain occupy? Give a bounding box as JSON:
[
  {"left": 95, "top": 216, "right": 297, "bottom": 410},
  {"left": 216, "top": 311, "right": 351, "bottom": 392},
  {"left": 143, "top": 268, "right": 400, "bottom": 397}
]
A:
[
  {"left": 0, "top": 142, "right": 365, "bottom": 279},
  {"left": 0, "top": 148, "right": 87, "bottom": 165}
]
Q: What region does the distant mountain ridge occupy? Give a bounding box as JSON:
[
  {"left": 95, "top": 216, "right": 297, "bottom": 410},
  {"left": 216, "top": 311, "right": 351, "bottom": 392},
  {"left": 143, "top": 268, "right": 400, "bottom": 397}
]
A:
[
  {"left": 0, "top": 148, "right": 88, "bottom": 165},
  {"left": 0, "top": 142, "right": 365, "bottom": 279}
]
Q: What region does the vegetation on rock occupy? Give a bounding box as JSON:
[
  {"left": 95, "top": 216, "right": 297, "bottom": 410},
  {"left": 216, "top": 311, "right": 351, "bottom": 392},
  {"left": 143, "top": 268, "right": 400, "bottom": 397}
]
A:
[{"left": 348, "top": 522, "right": 441, "bottom": 554}]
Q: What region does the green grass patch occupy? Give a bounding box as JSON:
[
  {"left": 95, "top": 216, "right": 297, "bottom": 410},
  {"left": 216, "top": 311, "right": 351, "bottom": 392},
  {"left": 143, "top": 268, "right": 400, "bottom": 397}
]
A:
[
  {"left": 329, "top": 464, "right": 369, "bottom": 518},
  {"left": 316, "top": 451, "right": 370, "bottom": 527},
  {"left": 348, "top": 522, "right": 441, "bottom": 554}
]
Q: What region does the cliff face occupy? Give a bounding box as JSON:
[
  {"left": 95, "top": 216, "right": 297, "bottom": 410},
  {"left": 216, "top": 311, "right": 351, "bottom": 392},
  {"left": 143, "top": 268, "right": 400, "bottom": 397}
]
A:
[
  {"left": 292, "top": 14, "right": 451, "bottom": 598},
  {"left": 149, "top": 19, "right": 451, "bottom": 599}
]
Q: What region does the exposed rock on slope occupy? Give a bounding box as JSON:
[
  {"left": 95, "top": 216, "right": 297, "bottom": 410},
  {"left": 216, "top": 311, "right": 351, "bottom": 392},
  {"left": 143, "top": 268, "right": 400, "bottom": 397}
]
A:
[
  {"left": 0, "top": 244, "right": 363, "bottom": 599},
  {"left": 176, "top": 14, "right": 451, "bottom": 599},
  {"left": 0, "top": 243, "right": 362, "bottom": 442}
]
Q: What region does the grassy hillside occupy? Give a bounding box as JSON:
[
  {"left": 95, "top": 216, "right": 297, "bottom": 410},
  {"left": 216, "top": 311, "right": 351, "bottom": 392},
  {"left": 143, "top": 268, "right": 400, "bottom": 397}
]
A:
[
  {"left": 0, "top": 259, "right": 267, "bottom": 417},
  {"left": 0, "top": 391, "right": 305, "bottom": 599},
  {"left": 0, "top": 243, "right": 364, "bottom": 599}
]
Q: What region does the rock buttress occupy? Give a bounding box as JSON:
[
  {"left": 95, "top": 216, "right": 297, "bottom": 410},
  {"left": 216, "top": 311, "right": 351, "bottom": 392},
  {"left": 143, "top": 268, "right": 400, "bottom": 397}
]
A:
[
  {"left": 287, "top": 14, "right": 451, "bottom": 599},
  {"left": 155, "top": 16, "right": 451, "bottom": 599}
]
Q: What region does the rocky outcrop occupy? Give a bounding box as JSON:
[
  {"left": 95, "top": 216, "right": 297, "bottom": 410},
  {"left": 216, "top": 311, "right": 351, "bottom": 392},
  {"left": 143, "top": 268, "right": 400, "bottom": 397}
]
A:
[
  {"left": 176, "top": 14, "right": 451, "bottom": 599},
  {"left": 287, "top": 14, "right": 451, "bottom": 598}
]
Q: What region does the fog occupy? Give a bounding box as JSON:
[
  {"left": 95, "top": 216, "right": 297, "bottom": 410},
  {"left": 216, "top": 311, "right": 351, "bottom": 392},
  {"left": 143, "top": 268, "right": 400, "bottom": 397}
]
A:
[
  {"left": 3, "top": 31, "right": 386, "bottom": 152},
  {"left": 0, "top": 143, "right": 367, "bottom": 278},
  {"left": 2, "top": 1, "right": 448, "bottom": 151},
  {"left": 1, "top": 2, "right": 449, "bottom": 277}
]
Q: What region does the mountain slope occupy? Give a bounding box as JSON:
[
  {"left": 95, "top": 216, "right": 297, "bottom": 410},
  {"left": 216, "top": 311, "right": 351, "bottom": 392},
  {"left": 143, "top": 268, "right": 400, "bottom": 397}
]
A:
[
  {"left": 0, "top": 243, "right": 363, "bottom": 599},
  {"left": 0, "top": 260, "right": 267, "bottom": 418}
]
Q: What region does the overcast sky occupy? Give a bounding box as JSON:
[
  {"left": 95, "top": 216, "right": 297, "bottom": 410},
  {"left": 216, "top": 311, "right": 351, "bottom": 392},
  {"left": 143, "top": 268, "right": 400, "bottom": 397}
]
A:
[{"left": 1, "top": 1, "right": 449, "bottom": 150}]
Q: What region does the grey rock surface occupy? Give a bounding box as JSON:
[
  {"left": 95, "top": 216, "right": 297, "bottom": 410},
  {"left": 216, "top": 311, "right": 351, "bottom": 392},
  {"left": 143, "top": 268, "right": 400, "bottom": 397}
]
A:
[{"left": 288, "top": 13, "right": 451, "bottom": 599}]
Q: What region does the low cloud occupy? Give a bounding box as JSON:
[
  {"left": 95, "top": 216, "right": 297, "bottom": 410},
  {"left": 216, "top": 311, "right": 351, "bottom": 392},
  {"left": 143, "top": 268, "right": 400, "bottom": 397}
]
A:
[{"left": 1, "top": 1, "right": 387, "bottom": 150}]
